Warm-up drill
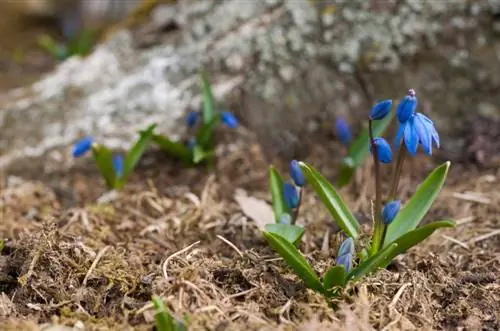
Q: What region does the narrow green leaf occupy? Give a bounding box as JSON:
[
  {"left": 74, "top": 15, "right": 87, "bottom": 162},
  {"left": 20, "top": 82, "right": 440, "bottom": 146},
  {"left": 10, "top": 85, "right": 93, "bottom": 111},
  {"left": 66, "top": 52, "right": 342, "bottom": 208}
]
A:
[
  {"left": 200, "top": 71, "right": 216, "bottom": 124},
  {"left": 265, "top": 223, "right": 304, "bottom": 245},
  {"left": 92, "top": 145, "right": 116, "bottom": 189},
  {"left": 196, "top": 114, "right": 221, "bottom": 149},
  {"left": 384, "top": 162, "right": 451, "bottom": 246},
  {"left": 123, "top": 124, "right": 156, "bottom": 180},
  {"left": 337, "top": 157, "right": 355, "bottom": 188},
  {"left": 380, "top": 220, "right": 454, "bottom": 268},
  {"left": 348, "top": 243, "right": 398, "bottom": 281},
  {"left": 192, "top": 146, "right": 206, "bottom": 164},
  {"left": 152, "top": 296, "right": 176, "bottom": 331},
  {"left": 323, "top": 265, "right": 347, "bottom": 290},
  {"left": 152, "top": 135, "right": 193, "bottom": 164},
  {"left": 263, "top": 231, "right": 324, "bottom": 293},
  {"left": 269, "top": 166, "right": 291, "bottom": 222},
  {"left": 299, "top": 162, "right": 361, "bottom": 238}
]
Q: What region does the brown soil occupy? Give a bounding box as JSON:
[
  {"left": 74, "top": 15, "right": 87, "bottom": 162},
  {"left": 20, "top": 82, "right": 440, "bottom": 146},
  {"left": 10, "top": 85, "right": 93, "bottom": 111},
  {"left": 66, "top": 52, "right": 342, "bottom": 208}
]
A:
[{"left": 0, "top": 130, "right": 498, "bottom": 331}]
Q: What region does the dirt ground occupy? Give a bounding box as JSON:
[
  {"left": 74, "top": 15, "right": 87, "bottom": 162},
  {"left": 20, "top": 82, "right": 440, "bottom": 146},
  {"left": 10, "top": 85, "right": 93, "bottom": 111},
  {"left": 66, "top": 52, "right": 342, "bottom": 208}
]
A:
[{"left": 0, "top": 127, "right": 498, "bottom": 331}]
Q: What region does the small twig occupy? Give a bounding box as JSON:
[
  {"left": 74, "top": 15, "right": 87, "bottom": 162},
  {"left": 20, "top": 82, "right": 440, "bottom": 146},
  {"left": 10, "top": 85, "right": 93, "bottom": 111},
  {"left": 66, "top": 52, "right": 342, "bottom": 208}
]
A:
[
  {"left": 82, "top": 246, "right": 110, "bottom": 287},
  {"left": 452, "top": 192, "right": 491, "bottom": 205},
  {"left": 388, "top": 282, "right": 412, "bottom": 311},
  {"left": 162, "top": 241, "right": 201, "bottom": 281},
  {"left": 221, "top": 288, "right": 255, "bottom": 303},
  {"left": 469, "top": 229, "right": 500, "bottom": 244},
  {"left": 441, "top": 235, "right": 469, "bottom": 249},
  {"left": 216, "top": 235, "right": 243, "bottom": 257}
]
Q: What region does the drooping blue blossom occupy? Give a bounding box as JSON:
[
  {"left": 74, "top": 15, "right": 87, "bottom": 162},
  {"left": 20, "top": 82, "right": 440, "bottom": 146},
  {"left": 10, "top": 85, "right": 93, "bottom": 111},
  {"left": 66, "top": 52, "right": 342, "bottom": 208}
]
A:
[
  {"left": 370, "top": 99, "right": 393, "bottom": 120},
  {"left": 336, "top": 237, "right": 354, "bottom": 273},
  {"left": 335, "top": 117, "right": 352, "bottom": 145},
  {"left": 221, "top": 112, "right": 239, "bottom": 129},
  {"left": 382, "top": 200, "right": 401, "bottom": 225},
  {"left": 187, "top": 137, "right": 197, "bottom": 151},
  {"left": 72, "top": 136, "right": 94, "bottom": 158},
  {"left": 395, "top": 112, "right": 440, "bottom": 156},
  {"left": 396, "top": 89, "right": 417, "bottom": 123},
  {"left": 113, "top": 154, "right": 125, "bottom": 178},
  {"left": 370, "top": 137, "right": 393, "bottom": 164},
  {"left": 283, "top": 182, "right": 300, "bottom": 209},
  {"left": 290, "top": 160, "right": 306, "bottom": 187},
  {"left": 186, "top": 111, "right": 200, "bottom": 128}
]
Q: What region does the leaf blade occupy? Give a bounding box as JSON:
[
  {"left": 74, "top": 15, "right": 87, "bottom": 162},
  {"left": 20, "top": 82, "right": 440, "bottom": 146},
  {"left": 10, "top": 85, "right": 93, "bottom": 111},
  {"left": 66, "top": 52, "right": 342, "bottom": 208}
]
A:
[
  {"left": 323, "top": 265, "right": 347, "bottom": 290},
  {"left": 265, "top": 223, "right": 304, "bottom": 245},
  {"left": 299, "top": 162, "right": 361, "bottom": 238},
  {"left": 348, "top": 243, "right": 398, "bottom": 282},
  {"left": 269, "top": 166, "right": 291, "bottom": 222},
  {"left": 384, "top": 162, "right": 451, "bottom": 246},
  {"left": 152, "top": 296, "right": 176, "bottom": 331},
  {"left": 92, "top": 145, "right": 116, "bottom": 189},
  {"left": 123, "top": 124, "right": 156, "bottom": 180},
  {"left": 152, "top": 134, "right": 193, "bottom": 164},
  {"left": 200, "top": 71, "right": 216, "bottom": 124}
]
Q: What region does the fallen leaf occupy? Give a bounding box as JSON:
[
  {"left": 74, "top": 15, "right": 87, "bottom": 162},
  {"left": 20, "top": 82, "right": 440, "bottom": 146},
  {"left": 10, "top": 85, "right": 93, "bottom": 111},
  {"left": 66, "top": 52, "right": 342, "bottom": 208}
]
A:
[{"left": 234, "top": 189, "right": 274, "bottom": 230}]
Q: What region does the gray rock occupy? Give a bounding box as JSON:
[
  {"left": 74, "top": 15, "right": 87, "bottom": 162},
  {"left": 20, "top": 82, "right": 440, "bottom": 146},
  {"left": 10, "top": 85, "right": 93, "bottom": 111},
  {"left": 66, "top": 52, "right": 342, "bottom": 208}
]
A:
[{"left": 1, "top": 0, "right": 499, "bottom": 168}]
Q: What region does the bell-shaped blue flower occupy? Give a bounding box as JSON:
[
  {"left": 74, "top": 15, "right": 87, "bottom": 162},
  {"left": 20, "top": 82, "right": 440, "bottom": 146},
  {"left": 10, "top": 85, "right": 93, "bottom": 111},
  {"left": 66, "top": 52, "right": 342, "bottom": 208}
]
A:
[
  {"left": 382, "top": 200, "right": 401, "bottom": 225},
  {"left": 395, "top": 112, "right": 440, "bottom": 156},
  {"left": 370, "top": 137, "right": 393, "bottom": 164},
  {"left": 72, "top": 136, "right": 94, "bottom": 158},
  {"left": 283, "top": 182, "right": 300, "bottom": 209},
  {"left": 113, "top": 154, "right": 125, "bottom": 178},
  {"left": 336, "top": 237, "right": 354, "bottom": 273},
  {"left": 289, "top": 160, "right": 306, "bottom": 187},
  {"left": 370, "top": 99, "right": 392, "bottom": 120},
  {"left": 335, "top": 117, "right": 352, "bottom": 145},
  {"left": 186, "top": 111, "right": 199, "bottom": 128},
  {"left": 221, "top": 112, "right": 239, "bottom": 129},
  {"left": 397, "top": 89, "right": 417, "bottom": 123}
]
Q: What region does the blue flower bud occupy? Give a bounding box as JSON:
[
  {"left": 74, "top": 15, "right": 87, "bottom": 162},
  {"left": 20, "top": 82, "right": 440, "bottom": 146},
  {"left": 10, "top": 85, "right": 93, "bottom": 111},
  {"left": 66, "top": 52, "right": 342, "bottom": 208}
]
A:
[
  {"left": 72, "top": 136, "right": 94, "bottom": 158},
  {"left": 221, "top": 112, "right": 239, "bottom": 129},
  {"left": 397, "top": 89, "right": 417, "bottom": 123},
  {"left": 289, "top": 160, "right": 306, "bottom": 187},
  {"left": 370, "top": 137, "right": 393, "bottom": 164},
  {"left": 113, "top": 154, "right": 125, "bottom": 178},
  {"left": 338, "top": 237, "right": 355, "bottom": 257},
  {"left": 336, "top": 253, "right": 353, "bottom": 273},
  {"left": 186, "top": 111, "right": 199, "bottom": 128},
  {"left": 283, "top": 182, "right": 300, "bottom": 209},
  {"left": 279, "top": 213, "right": 292, "bottom": 225},
  {"left": 187, "top": 137, "right": 197, "bottom": 151},
  {"left": 382, "top": 200, "right": 401, "bottom": 225},
  {"left": 335, "top": 117, "right": 352, "bottom": 145},
  {"left": 370, "top": 99, "right": 392, "bottom": 120}
]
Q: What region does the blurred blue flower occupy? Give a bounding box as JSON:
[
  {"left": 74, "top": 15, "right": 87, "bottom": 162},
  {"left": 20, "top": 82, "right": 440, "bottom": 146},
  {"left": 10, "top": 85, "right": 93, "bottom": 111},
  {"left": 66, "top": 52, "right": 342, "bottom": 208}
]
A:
[
  {"left": 290, "top": 160, "right": 306, "bottom": 187},
  {"left": 187, "top": 137, "right": 197, "bottom": 151},
  {"left": 335, "top": 117, "right": 352, "bottom": 145},
  {"left": 72, "top": 136, "right": 94, "bottom": 158},
  {"left": 395, "top": 112, "right": 440, "bottom": 156},
  {"left": 336, "top": 237, "right": 354, "bottom": 273},
  {"left": 370, "top": 99, "right": 393, "bottom": 120},
  {"left": 279, "top": 213, "right": 293, "bottom": 225},
  {"left": 113, "top": 154, "right": 125, "bottom": 178},
  {"left": 186, "top": 111, "right": 200, "bottom": 128},
  {"left": 283, "top": 182, "right": 300, "bottom": 209},
  {"left": 397, "top": 89, "right": 417, "bottom": 123},
  {"left": 370, "top": 137, "right": 393, "bottom": 163},
  {"left": 222, "top": 112, "right": 239, "bottom": 129},
  {"left": 382, "top": 200, "right": 401, "bottom": 225}
]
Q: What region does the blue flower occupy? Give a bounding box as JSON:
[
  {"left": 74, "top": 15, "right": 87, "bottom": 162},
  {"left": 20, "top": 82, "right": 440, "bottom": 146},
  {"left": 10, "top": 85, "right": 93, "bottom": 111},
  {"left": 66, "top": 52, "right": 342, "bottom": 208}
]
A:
[
  {"left": 290, "top": 160, "right": 306, "bottom": 187},
  {"left": 370, "top": 137, "right": 393, "bottom": 163},
  {"left": 395, "top": 112, "right": 440, "bottom": 156},
  {"left": 335, "top": 117, "right": 352, "bottom": 145},
  {"left": 397, "top": 89, "right": 417, "bottom": 123},
  {"left": 187, "top": 137, "right": 197, "bottom": 151},
  {"left": 72, "top": 136, "right": 94, "bottom": 158},
  {"left": 382, "top": 200, "right": 401, "bottom": 225},
  {"left": 283, "top": 182, "right": 300, "bottom": 209},
  {"left": 279, "top": 213, "right": 292, "bottom": 225},
  {"left": 370, "top": 99, "right": 393, "bottom": 120},
  {"left": 113, "top": 154, "right": 125, "bottom": 178},
  {"left": 221, "top": 112, "right": 239, "bottom": 129},
  {"left": 336, "top": 237, "right": 354, "bottom": 273},
  {"left": 186, "top": 111, "right": 199, "bottom": 128}
]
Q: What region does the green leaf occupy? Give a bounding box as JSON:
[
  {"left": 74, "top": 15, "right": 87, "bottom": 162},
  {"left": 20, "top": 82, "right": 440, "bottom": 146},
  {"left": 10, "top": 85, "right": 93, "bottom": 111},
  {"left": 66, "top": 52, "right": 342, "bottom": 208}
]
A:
[
  {"left": 196, "top": 114, "right": 221, "bottom": 149},
  {"left": 92, "top": 145, "right": 116, "bottom": 189},
  {"left": 299, "top": 162, "right": 361, "bottom": 238},
  {"left": 192, "top": 145, "right": 208, "bottom": 164},
  {"left": 348, "top": 243, "right": 398, "bottom": 281},
  {"left": 152, "top": 134, "right": 193, "bottom": 164},
  {"left": 263, "top": 231, "right": 324, "bottom": 293},
  {"left": 122, "top": 124, "right": 156, "bottom": 180},
  {"left": 200, "top": 71, "right": 216, "bottom": 124},
  {"left": 265, "top": 223, "right": 304, "bottom": 245},
  {"left": 323, "top": 265, "right": 347, "bottom": 290},
  {"left": 152, "top": 296, "right": 176, "bottom": 331},
  {"left": 337, "top": 157, "right": 356, "bottom": 188},
  {"left": 68, "top": 29, "right": 97, "bottom": 56},
  {"left": 380, "top": 220, "right": 454, "bottom": 268},
  {"left": 384, "top": 162, "right": 451, "bottom": 246},
  {"left": 269, "top": 166, "right": 291, "bottom": 222}
]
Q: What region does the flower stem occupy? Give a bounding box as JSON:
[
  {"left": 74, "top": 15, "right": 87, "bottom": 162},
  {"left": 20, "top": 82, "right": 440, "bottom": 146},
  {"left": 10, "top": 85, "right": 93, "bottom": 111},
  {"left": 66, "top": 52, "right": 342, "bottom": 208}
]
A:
[
  {"left": 368, "top": 119, "right": 384, "bottom": 256},
  {"left": 291, "top": 188, "right": 303, "bottom": 225}
]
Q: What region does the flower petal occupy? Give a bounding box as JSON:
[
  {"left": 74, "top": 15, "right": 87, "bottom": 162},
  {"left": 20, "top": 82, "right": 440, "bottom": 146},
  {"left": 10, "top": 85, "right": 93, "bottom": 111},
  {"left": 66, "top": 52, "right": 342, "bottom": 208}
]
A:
[
  {"left": 415, "top": 113, "right": 432, "bottom": 155},
  {"left": 395, "top": 122, "right": 406, "bottom": 152},
  {"left": 404, "top": 117, "right": 418, "bottom": 155}
]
